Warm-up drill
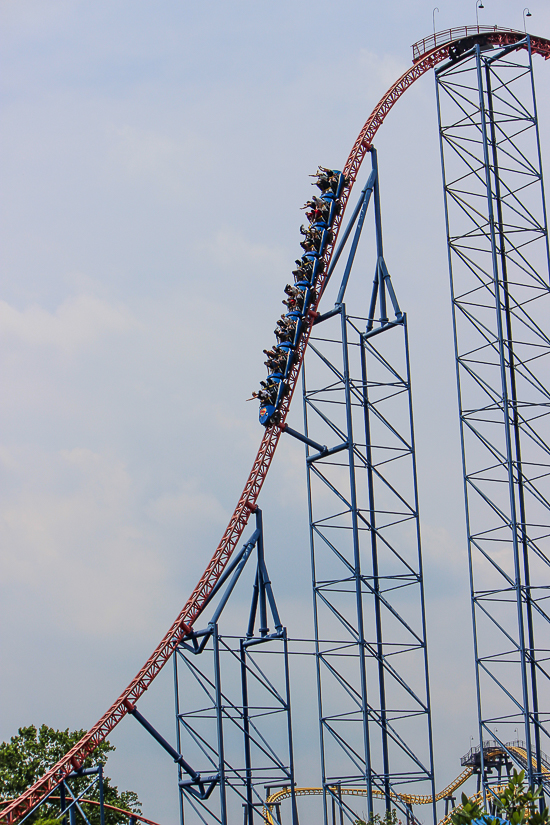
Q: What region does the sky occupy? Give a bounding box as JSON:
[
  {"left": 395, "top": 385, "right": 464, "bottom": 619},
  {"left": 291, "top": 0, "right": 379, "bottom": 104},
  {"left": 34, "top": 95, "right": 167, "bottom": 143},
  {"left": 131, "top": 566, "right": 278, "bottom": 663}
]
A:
[{"left": 1, "top": 1, "right": 550, "bottom": 823}]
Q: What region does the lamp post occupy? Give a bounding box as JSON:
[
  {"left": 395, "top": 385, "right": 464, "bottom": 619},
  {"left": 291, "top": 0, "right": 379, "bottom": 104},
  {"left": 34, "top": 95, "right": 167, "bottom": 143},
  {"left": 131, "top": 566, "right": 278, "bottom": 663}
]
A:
[
  {"left": 523, "top": 8, "right": 532, "bottom": 32},
  {"left": 432, "top": 7, "right": 439, "bottom": 36},
  {"left": 475, "top": 0, "right": 484, "bottom": 30}
]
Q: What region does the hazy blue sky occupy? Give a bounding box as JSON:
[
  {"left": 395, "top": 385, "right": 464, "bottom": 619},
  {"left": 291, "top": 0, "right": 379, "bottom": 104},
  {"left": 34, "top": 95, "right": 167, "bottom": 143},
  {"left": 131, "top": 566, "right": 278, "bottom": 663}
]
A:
[{"left": 1, "top": 1, "right": 549, "bottom": 823}]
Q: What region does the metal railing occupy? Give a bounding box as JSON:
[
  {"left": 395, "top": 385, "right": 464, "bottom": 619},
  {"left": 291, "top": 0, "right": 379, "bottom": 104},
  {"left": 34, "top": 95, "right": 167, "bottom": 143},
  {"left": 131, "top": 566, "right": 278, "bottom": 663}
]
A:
[
  {"left": 461, "top": 740, "right": 550, "bottom": 773},
  {"left": 411, "top": 26, "right": 522, "bottom": 62}
]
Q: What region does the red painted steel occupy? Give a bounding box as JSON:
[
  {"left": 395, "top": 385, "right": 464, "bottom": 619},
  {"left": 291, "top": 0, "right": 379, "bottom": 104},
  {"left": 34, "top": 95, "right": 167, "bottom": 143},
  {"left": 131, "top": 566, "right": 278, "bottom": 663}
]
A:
[
  {"left": 3, "top": 28, "right": 549, "bottom": 825},
  {"left": 411, "top": 25, "right": 522, "bottom": 62}
]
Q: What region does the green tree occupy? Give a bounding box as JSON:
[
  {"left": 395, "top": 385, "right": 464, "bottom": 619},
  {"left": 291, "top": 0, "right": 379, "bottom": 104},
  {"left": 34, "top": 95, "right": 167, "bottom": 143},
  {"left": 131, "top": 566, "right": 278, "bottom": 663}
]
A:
[
  {"left": 355, "top": 808, "right": 402, "bottom": 825},
  {"left": 493, "top": 770, "right": 549, "bottom": 825},
  {"left": 451, "top": 770, "right": 549, "bottom": 825},
  {"left": 0, "top": 725, "right": 141, "bottom": 825},
  {"left": 451, "top": 793, "right": 488, "bottom": 825}
]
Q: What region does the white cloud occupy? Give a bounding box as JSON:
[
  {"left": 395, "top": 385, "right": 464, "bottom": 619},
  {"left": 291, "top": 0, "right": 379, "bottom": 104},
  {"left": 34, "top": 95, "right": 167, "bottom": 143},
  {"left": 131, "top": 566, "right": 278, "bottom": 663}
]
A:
[
  {"left": 0, "top": 446, "right": 165, "bottom": 636},
  {"left": 147, "top": 482, "right": 228, "bottom": 531},
  {"left": 421, "top": 523, "right": 468, "bottom": 574},
  {"left": 108, "top": 123, "right": 214, "bottom": 193},
  {"left": 206, "top": 227, "right": 286, "bottom": 273},
  {"left": 0, "top": 294, "right": 136, "bottom": 350}
]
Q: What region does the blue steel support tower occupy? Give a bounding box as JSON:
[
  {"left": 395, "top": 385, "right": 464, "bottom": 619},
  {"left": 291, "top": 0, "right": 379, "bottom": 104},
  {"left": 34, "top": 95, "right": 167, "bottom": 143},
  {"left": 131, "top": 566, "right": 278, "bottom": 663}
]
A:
[
  {"left": 302, "top": 150, "right": 436, "bottom": 825},
  {"left": 435, "top": 37, "right": 550, "bottom": 800},
  {"left": 172, "top": 509, "right": 298, "bottom": 825}
]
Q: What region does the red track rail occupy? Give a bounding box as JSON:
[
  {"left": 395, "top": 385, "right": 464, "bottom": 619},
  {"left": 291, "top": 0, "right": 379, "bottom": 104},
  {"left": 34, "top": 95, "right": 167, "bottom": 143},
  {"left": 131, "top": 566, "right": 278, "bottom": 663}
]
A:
[
  {"left": 3, "top": 28, "right": 549, "bottom": 825},
  {"left": 34, "top": 798, "right": 161, "bottom": 825}
]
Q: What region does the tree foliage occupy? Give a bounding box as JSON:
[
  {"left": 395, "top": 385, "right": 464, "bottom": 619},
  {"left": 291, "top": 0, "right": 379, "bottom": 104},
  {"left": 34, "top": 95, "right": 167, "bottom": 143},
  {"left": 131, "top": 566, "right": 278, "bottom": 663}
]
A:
[
  {"left": 0, "top": 725, "right": 141, "bottom": 825},
  {"left": 355, "top": 808, "right": 402, "bottom": 825},
  {"left": 451, "top": 771, "right": 549, "bottom": 825},
  {"left": 451, "top": 793, "right": 487, "bottom": 825},
  {"left": 492, "top": 771, "right": 549, "bottom": 825}
]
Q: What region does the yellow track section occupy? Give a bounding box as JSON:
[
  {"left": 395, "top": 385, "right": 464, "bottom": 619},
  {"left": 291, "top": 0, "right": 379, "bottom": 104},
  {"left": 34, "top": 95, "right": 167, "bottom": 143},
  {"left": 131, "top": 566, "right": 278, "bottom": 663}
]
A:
[
  {"left": 436, "top": 748, "right": 550, "bottom": 825},
  {"left": 263, "top": 747, "right": 550, "bottom": 822},
  {"left": 507, "top": 747, "right": 550, "bottom": 783},
  {"left": 264, "top": 767, "right": 474, "bottom": 823}
]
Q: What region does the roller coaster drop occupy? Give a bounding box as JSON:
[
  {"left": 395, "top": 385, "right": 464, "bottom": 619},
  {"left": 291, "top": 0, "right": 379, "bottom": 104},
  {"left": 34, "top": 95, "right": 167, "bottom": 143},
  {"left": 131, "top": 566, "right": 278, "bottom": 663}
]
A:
[{"left": 2, "top": 24, "right": 550, "bottom": 825}]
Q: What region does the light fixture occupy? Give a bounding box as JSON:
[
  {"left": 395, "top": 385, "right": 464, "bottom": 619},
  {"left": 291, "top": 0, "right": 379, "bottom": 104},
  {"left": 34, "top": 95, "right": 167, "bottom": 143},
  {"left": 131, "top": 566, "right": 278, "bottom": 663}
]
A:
[
  {"left": 433, "top": 7, "right": 439, "bottom": 37},
  {"left": 476, "top": 1, "right": 485, "bottom": 29}
]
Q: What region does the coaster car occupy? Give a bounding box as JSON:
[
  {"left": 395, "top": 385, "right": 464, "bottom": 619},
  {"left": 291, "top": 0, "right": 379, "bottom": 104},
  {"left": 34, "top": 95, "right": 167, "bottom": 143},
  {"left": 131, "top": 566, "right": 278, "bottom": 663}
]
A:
[{"left": 257, "top": 169, "right": 345, "bottom": 427}]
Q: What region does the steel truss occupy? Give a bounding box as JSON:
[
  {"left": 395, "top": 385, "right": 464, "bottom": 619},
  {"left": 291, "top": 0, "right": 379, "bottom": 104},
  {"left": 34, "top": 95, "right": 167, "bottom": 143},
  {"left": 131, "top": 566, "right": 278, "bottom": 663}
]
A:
[
  {"left": 15, "top": 766, "right": 107, "bottom": 825},
  {"left": 435, "top": 37, "right": 550, "bottom": 798},
  {"left": 302, "top": 150, "right": 436, "bottom": 825},
  {"left": 172, "top": 510, "right": 298, "bottom": 825}
]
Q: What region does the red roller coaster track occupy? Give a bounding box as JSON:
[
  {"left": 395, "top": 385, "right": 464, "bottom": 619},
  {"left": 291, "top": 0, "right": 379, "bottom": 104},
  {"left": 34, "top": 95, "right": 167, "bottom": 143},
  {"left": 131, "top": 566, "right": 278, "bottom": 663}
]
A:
[{"left": 3, "top": 27, "right": 549, "bottom": 825}]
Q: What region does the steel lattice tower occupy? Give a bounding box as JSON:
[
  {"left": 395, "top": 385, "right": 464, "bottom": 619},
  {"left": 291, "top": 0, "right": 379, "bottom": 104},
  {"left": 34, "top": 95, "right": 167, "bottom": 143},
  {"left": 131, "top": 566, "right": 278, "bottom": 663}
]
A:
[
  {"left": 172, "top": 510, "right": 298, "bottom": 825},
  {"left": 302, "top": 150, "right": 436, "bottom": 825},
  {"left": 436, "top": 37, "right": 550, "bottom": 798}
]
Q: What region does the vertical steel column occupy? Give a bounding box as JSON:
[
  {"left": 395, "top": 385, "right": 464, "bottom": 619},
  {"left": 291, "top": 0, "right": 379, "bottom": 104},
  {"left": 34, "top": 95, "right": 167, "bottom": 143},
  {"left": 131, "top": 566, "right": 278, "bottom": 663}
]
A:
[
  {"left": 436, "top": 37, "right": 550, "bottom": 798},
  {"left": 341, "top": 302, "right": 374, "bottom": 815},
  {"left": 240, "top": 638, "right": 254, "bottom": 824},
  {"left": 173, "top": 654, "right": 185, "bottom": 825},
  {"left": 283, "top": 632, "right": 299, "bottom": 825},
  {"left": 98, "top": 765, "right": 105, "bottom": 825},
  {"left": 213, "top": 626, "right": 228, "bottom": 825},
  {"left": 303, "top": 155, "right": 436, "bottom": 824},
  {"left": 59, "top": 781, "right": 67, "bottom": 825}
]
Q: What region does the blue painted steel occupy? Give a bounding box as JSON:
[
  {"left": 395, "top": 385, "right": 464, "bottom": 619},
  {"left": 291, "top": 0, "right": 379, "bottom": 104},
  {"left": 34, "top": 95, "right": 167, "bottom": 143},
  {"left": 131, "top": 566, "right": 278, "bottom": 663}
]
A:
[
  {"left": 173, "top": 647, "right": 185, "bottom": 825},
  {"left": 173, "top": 509, "right": 297, "bottom": 825},
  {"left": 18, "top": 765, "right": 107, "bottom": 825},
  {"left": 302, "top": 156, "right": 436, "bottom": 825},
  {"left": 335, "top": 164, "right": 377, "bottom": 306},
  {"left": 209, "top": 530, "right": 260, "bottom": 627},
  {"left": 126, "top": 703, "right": 201, "bottom": 782},
  {"left": 281, "top": 423, "right": 328, "bottom": 454},
  {"left": 436, "top": 37, "right": 550, "bottom": 802},
  {"left": 259, "top": 404, "right": 276, "bottom": 425},
  {"left": 327, "top": 169, "right": 376, "bottom": 287},
  {"left": 196, "top": 528, "right": 262, "bottom": 621},
  {"left": 98, "top": 766, "right": 105, "bottom": 825},
  {"left": 303, "top": 251, "right": 319, "bottom": 262},
  {"left": 66, "top": 769, "right": 103, "bottom": 779},
  {"left": 257, "top": 173, "right": 347, "bottom": 427}
]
